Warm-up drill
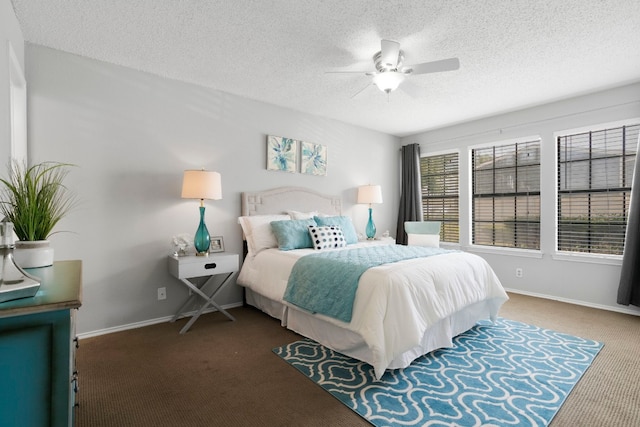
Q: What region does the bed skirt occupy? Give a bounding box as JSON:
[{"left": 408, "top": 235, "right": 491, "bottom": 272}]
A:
[{"left": 245, "top": 288, "right": 502, "bottom": 374}]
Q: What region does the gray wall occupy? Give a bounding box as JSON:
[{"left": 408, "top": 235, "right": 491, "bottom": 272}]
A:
[
  {"left": 25, "top": 44, "right": 399, "bottom": 335},
  {"left": 401, "top": 82, "right": 640, "bottom": 315}
]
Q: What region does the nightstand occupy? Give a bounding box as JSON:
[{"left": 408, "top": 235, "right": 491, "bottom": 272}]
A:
[
  {"left": 168, "top": 252, "right": 239, "bottom": 334},
  {"left": 377, "top": 236, "right": 396, "bottom": 244},
  {"left": 360, "top": 237, "right": 396, "bottom": 245}
]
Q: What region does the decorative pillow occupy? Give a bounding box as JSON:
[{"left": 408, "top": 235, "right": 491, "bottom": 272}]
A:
[
  {"left": 407, "top": 233, "right": 440, "bottom": 248},
  {"left": 238, "top": 214, "right": 291, "bottom": 255},
  {"left": 308, "top": 225, "right": 347, "bottom": 250},
  {"left": 270, "top": 218, "right": 317, "bottom": 250},
  {"left": 286, "top": 210, "right": 318, "bottom": 220},
  {"left": 313, "top": 215, "right": 358, "bottom": 244}
]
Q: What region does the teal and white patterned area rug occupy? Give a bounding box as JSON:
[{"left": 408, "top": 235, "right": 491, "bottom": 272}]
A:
[{"left": 273, "top": 318, "right": 603, "bottom": 427}]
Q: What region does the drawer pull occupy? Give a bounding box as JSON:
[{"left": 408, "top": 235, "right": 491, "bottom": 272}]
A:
[
  {"left": 205, "top": 263, "right": 217, "bottom": 269},
  {"left": 72, "top": 371, "right": 79, "bottom": 393}
]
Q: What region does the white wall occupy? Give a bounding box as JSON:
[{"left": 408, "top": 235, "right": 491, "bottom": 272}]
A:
[
  {"left": 25, "top": 44, "right": 399, "bottom": 335},
  {"left": 0, "top": 0, "right": 25, "bottom": 164},
  {"left": 402, "top": 82, "right": 640, "bottom": 315}
]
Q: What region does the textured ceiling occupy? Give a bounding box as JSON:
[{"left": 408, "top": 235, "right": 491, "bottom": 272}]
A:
[{"left": 10, "top": 0, "right": 640, "bottom": 137}]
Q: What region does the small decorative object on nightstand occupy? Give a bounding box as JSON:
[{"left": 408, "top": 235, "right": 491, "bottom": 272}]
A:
[
  {"left": 168, "top": 252, "right": 239, "bottom": 334},
  {"left": 209, "top": 236, "right": 224, "bottom": 253},
  {"left": 171, "top": 234, "right": 191, "bottom": 257}
]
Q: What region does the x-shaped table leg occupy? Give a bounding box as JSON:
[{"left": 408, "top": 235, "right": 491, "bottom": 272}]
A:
[{"left": 171, "top": 271, "right": 237, "bottom": 334}]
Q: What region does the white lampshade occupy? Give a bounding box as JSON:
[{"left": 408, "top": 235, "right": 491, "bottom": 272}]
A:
[
  {"left": 357, "top": 185, "right": 383, "bottom": 204},
  {"left": 373, "top": 71, "right": 406, "bottom": 93},
  {"left": 181, "top": 170, "right": 222, "bottom": 200}
]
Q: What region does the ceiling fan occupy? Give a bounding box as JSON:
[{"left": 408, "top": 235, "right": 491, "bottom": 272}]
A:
[{"left": 327, "top": 39, "right": 460, "bottom": 98}]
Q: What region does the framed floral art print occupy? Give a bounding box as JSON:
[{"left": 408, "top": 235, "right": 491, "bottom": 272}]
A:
[
  {"left": 267, "top": 135, "right": 297, "bottom": 173},
  {"left": 301, "top": 141, "right": 327, "bottom": 176}
]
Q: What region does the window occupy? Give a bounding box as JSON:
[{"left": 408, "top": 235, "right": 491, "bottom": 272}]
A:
[
  {"left": 557, "top": 123, "right": 640, "bottom": 255},
  {"left": 420, "top": 152, "right": 459, "bottom": 242},
  {"left": 472, "top": 140, "right": 541, "bottom": 249}
]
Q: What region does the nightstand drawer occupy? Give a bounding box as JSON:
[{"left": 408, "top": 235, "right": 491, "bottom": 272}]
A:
[{"left": 168, "top": 254, "right": 239, "bottom": 279}]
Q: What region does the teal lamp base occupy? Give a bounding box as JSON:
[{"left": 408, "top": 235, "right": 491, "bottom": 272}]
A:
[
  {"left": 193, "top": 206, "right": 210, "bottom": 256},
  {"left": 365, "top": 207, "right": 376, "bottom": 239}
]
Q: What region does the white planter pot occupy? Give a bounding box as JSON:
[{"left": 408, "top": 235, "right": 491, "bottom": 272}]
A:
[{"left": 13, "top": 240, "right": 54, "bottom": 268}]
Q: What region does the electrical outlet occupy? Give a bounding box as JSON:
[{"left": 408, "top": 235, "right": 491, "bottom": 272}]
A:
[
  {"left": 157, "top": 287, "right": 167, "bottom": 300},
  {"left": 515, "top": 268, "right": 523, "bottom": 278}
]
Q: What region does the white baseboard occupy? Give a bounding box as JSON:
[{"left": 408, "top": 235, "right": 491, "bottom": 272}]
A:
[
  {"left": 78, "top": 291, "right": 640, "bottom": 340},
  {"left": 503, "top": 287, "right": 640, "bottom": 317},
  {"left": 77, "top": 302, "right": 244, "bottom": 340}
]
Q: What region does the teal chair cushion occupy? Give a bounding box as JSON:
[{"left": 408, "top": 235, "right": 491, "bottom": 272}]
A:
[{"left": 404, "top": 221, "right": 441, "bottom": 235}]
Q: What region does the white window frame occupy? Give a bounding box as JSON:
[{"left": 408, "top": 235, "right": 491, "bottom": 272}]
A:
[
  {"left": 419, "top": 149, "right": 460, "bottom": 244},
  {"left": 553, "top": 118, "right": 640, "bottom": 264},
  {"left": 8, "top": 42, "right": 27, "bottom": 165},
  {"left": 468, "top": 136, "right": 543, "bottom": 256}
]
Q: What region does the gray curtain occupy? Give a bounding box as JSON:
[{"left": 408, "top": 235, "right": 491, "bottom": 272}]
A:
[
  {"left": 396, "top": 143, "right": 422, "bottom": 245},
  {"left": 618, "top": 134, "right": 640, "bottom": 307}
]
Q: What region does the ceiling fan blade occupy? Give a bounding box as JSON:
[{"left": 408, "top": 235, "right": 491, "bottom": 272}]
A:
[
  {"left": 408, "top": 57, "right": 460, "bottom": 75},
  {"left": 350, "top": 82, "right": 374, "bottom": 99},
  {"left": 380, "top": 39, "right": 400, "bottom": 68},
  {"left": 325, "top": 70, "right": 370, "bottom": 74}
]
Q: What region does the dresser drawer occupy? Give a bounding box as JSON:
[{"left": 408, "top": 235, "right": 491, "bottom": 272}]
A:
[{"left": 168, "top": 254, "right": 239, "bottom": 279}]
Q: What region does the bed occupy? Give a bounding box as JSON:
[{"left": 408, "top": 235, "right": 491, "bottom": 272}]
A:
[{"left": 237, "top": 186, "right": 508, "bottom": 379}]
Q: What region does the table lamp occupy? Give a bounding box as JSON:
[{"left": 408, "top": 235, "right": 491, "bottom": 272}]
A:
[
  {"left": 357, "top": 185, "right": 383, "bottom": 239},
  {"left": 181, "top": 170, "right": 222, "bottom": 256}
]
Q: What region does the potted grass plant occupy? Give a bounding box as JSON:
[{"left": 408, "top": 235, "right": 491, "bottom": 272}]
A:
[{"left": 0, "top": 161, "right": 76, "bottom": 268}]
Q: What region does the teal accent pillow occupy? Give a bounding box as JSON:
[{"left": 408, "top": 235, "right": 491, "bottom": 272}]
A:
[
  {"left": 270, "top": 218, "right": 317, "bottom": 250},
  {"left": 314, "top": 216, "right": 358, "bottom": 244}
]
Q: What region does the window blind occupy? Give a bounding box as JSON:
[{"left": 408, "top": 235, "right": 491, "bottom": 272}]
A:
[
  {"left": 557, "top": 123, "right": 640, "bottom": 255},
  {"left": 472, "top": 140, "right": 541, "bottom": 249},
  {"left": 420, "top": 152, "right": 459, "bottom": 242}
]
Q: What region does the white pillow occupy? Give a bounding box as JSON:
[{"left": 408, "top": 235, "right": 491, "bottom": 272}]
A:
[
  {"left": 407, "top": 233, "right": 440, "bottom": 248},
  {"left": 238, "top": 214, "right": 291, "bottom": 255},
  {"left": 308, "top": 225, "right": 347, "bottom": 250},
  {"left": 286, "top": 210, "right": 318, "bottom": 220}
]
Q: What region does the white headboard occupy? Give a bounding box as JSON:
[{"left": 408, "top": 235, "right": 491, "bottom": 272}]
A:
[{"left": 241, "top": 186, "right": 342, "bottom": 216}]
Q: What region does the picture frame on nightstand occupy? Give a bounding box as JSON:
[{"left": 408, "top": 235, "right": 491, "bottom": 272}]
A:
[{"left": 210, "top": 236, "right": 224, "bottom": 253}]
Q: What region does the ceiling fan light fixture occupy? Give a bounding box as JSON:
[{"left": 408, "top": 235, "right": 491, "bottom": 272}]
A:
[
  {"left": 373, "top": 71, "right": 405, "bottom": 93},
  {"left": 327, "top": 39, "right": 459, "bottom": 99}
]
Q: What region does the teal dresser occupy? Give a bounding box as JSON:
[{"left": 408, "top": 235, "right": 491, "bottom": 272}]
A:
[{"left": 0, "top": 260, "right": 82, "bottom": 427}]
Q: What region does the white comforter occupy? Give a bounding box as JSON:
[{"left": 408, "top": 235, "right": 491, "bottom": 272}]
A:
[{"left": 237, "top": 242, "right": 508, "bottom": 378}]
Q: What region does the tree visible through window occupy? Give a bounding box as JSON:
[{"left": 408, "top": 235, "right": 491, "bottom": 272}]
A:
[
  {"left": 472, "top": 140, "right": 541, "bottom": 249},
  {"left": 557, "top": 123, "right": 640, "bottom": 255},
  {"left": 420, "top": 152, "right": 459, "bottom": 243}
]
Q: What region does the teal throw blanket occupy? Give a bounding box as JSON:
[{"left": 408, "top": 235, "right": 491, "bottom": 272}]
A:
[{"left": 283, "top": 245, "right": 451, "bottom": 322}]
